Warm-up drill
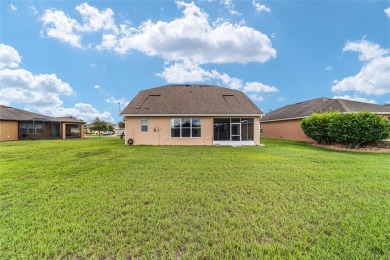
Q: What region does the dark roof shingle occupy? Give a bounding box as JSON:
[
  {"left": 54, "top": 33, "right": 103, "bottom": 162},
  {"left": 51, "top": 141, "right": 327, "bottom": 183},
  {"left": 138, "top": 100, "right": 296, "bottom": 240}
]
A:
[
  {"left": 0, "top": 105, "right": 84, "bottom": 123},
  {"left": 262, "top": 97, "right": 390, "bottom": 122},
  {"left": 120, "top": 84, "right": 263, "bottom": 116}
]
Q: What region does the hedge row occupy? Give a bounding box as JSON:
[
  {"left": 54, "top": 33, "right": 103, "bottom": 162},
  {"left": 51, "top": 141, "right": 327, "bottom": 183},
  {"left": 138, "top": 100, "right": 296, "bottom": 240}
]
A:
[{"left": 301, "top": 111, "right": 390, "bottom": 148}]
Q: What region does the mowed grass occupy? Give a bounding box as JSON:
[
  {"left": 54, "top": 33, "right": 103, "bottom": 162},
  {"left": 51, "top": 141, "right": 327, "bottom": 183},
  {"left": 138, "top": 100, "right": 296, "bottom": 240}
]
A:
[{"left": 0, "top": 137, "right": 389, "bottom": 259}]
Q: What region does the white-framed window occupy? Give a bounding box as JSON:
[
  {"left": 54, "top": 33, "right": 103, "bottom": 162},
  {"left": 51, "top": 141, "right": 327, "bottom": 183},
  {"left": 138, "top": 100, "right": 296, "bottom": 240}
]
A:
[
  {"left": 141, "top": 118, "right": 148, "bottom": 132},
  {"left": 171, "top": 118, "right": 201, "bottom": 138}
]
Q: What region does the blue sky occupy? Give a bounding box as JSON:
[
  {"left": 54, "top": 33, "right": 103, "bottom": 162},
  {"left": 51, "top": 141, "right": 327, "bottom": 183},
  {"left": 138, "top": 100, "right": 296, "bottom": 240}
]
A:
[{"left": 1, "top": 0, "right": 390, "bottom": 123}]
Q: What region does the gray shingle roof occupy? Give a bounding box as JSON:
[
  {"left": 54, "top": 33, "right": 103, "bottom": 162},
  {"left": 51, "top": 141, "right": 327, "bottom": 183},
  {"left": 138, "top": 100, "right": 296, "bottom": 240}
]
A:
[
  {"left": 262, "top": 97, "right": 390, "bottom": 122},
  {"left": 0, "top": 105, "right": 84, "bottom": 123},
  {"left": 120, "top": 84, "right": 263, "bottom": 116}
]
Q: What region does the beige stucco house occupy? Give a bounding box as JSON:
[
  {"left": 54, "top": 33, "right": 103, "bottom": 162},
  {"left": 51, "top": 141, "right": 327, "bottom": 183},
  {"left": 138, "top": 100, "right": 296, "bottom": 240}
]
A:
[
  {"left": 0, "top": 105, "right": 84, "bottom": 141},
  {"left": 261, "top": 97, "right": 390, "bottom": 142},
  {"left": 120, "top": 84, "right": 263, "bottom": 146}
]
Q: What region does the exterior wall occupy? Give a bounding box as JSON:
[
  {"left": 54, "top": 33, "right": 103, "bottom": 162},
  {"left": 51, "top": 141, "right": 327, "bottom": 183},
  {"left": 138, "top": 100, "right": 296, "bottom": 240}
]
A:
[
  {"left": 261, "top": 119, "right": 314, "bottom": 142},
  {"left": 125, "top": 116, "right": 260, "bottom": 146},
  {"left": 0, "top": 121, "right": 18, "bottom": 141}
]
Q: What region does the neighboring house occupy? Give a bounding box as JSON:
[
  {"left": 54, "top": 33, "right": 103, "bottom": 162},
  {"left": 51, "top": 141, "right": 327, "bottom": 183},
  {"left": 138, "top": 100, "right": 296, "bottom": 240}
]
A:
[
  {"left": 261, "top": 97, "right": 390, "bottom": 142},
  {"left": 120, "top": 84, "right": 263, "bottom": 146},
  {"left": 0, "top": 105, "right": 84, "bottom": 141}
]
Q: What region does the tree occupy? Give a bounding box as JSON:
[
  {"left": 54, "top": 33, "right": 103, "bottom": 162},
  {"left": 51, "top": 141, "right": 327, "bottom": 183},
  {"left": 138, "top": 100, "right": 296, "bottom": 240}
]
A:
[
  {"left": 118, "top": 121, "right": 125, "bottom": 129},
  {"left": 90, "top": 118, "right": 107, "bottom": 137},
  {"left": 107, "top": 125, "right": 114, "bottom": 132}
]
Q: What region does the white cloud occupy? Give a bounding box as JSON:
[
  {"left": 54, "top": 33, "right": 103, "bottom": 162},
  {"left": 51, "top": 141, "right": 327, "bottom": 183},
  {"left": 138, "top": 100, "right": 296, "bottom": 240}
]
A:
[
  {"left": 0, "top": 44, "right": 113, "bottom": 123},
  {"left": 243, "top": 82, "right": 279, "bottom": 93},
  {"left": 222, "top": 0, "right": 240, "bottom": 15},
  {"left": 248, "top": 94, "right": 264, "bottom": 102},
  {"left": 332, "top": 40, "right": 390, "bottom": 95},
  {"left": 325, "top": 66, "right": 333, "bottom": 71},
  {"left": 93, "top": 84, "right": 100, "bottom": 89},
  {"left": 343, "top": 39, "right": 389, "bottom": 61},
  {"left": 0, "top": 44, "right": 22, "bottom": 69},
  {"left": 385, "top": 7, "right": 390, "bottom": 17},
  {"left": 0, "top": 69, "right": 73, "bottom": 106},
  {"left": 75, "top": 3, "right": 118, "bottom": 33},
  {"left": 40, "top": 3, "right": 118, "bottom": 48},
  {"left": 252, "top": 0, "right": 271, "bottom": 13},
  {"left": 333, "top": 95, "right": 377, "bottom": 104},
  {"left": 157, "top": 61, "right": 278, "bottom": 96},
  {"left": 332, "top": 56, "right": 390, "bottom": 95},
  {"left": 30, "top": 6, "right": 38, "bottom": 15},
  {"left": 41, "top": 2, "right": 276, "bottom": 64},
  {"left": 32, "top": 103, "right": 114, "bottom": 123},
  {"left": 40, "top": 9, "right": 83, "bottom": 47},
  {"left": 10, "top": 4, "right": 17, "bottom": 11},
  {"left": 157, "top": 62, "right": 242, "bottom": 89},
  {"left": 105, "top": 96, "right": 128, "bottom": 106}
]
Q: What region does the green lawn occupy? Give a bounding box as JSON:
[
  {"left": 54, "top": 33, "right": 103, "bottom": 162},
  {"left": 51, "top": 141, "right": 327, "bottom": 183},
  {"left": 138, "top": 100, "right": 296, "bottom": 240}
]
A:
[{"left": 1, "top": 137, "right": 389, "bottom": 259}]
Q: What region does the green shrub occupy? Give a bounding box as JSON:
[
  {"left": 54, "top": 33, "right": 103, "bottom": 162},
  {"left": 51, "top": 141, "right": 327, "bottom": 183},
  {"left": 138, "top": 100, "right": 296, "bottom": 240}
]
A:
[
  {"left": 301, "top": 112, "right": 338, "bottom": 144},
  {"left": 329, "top": 112, "right": 390, "bottom": 148}
]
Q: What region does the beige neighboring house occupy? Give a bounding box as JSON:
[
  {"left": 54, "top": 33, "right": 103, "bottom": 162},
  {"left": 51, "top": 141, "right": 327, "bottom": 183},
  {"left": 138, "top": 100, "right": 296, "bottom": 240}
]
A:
[
  {"left": 0, "top": 105, "right": 84, "bottom": 141},
  {"left": 120, "top": 84, "right": 263, "bottom": 146},
  {"left": 261, "top": 97, "right": 390, "bottom": 142}
]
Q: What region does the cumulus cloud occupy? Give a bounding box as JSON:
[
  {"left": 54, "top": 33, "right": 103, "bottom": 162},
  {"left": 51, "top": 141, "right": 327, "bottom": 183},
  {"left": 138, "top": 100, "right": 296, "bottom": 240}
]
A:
[
  {"left": 0, "top": 69, "right": 73, "bottom": 107},
  {"left": 0, "top": 44, "right": 22, "bottom": 69},
  {"left": 157, "top": 61, "right": 277, "bottom": 98},
  {"left": 385, "top": 7, "right": 390, "bottom": 17},
  {"left": 157, "top": 62, "right": 243, "bottom": 89},
  {"left": 0, "top": 43, "right": 114, "bottom": 123},
  {"left": 248, "top": 94, "right": 264, "bottom": 102},
  {"left": 75, "top": 3, "right": 118, "bottom": 33},
  {"left": 41, "top": 2, "right": 276, "bottom": 64},
  {"left": 252, "top": 0, "right": 270, "bottom": 13},
  {"left": 40, "top": 9, "right": 83, "bottom": 47},
  {"left": 333, "top": 95, "right": 377, "bottom": 104},
  {"left": 40, "top": 3, "right": 118, "bottom": 48},
  {"left": 343, "top": 39, "right": 389, "bottom": 61},
  {"left": 243, "top": 82, "right": 278, "bottom": 93},
  {"left": 332, "top": 40, "right": 390, "bottom": 95},
  {"left": 32, "top": 103, "right": 114, "bottom": 123}
]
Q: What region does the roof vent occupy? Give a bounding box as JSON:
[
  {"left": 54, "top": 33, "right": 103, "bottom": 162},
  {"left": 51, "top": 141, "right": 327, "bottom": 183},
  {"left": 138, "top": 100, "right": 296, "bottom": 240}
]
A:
[
  {"left": 149, "top": 94, "right": 161, "bottom": 97},
  {"left": 223, "top": 94, "right": 234, "bottom": 97}
]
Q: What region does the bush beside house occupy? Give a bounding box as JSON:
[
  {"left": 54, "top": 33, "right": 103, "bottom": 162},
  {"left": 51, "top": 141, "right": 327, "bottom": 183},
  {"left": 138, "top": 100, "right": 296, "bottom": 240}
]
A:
[{"left": 302, "top": 111, "right": 390, "bottom": 148}]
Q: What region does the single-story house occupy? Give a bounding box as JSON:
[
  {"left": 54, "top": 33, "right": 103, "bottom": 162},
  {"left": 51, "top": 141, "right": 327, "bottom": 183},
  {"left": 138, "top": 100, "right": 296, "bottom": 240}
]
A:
[
  {"left": 119, "top": 84, "right": 263, "bottom": 146},
  {"left": 0, "top": 105, "right": 85, "bottom": 141},
  {"left": 261, "top": 97, "right": 390, "bottom": 142}
]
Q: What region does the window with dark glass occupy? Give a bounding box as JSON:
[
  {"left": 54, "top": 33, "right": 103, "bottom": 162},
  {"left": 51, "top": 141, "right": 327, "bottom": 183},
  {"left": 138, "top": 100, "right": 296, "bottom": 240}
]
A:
[
  {"left": 213, "top": 118, "right": 230, "bottom": 140},
  {"left": 141, "top": 118, "right": 148, "bottom": 132},
  {"left": 241, "top": 118, "right": 254, "bottom": 140},
  {"left": 171, "top": 118, "right": 201, "bottom": 137}
]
